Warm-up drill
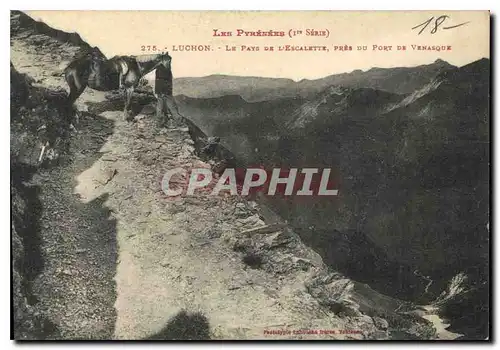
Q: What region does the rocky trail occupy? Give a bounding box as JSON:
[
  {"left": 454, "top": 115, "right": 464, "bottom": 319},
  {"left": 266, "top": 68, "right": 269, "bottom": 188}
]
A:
[{"left": 11, "top": 11, "right": 459, "bottom": 341}]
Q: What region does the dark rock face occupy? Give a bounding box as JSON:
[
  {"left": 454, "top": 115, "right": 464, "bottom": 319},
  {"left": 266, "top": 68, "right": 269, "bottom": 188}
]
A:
[
  {"left": 10, "top": 62, "right": 30, "bottom": 111},
  {"left": 11, "top": 62, "right": 75, "bottom": 339},
  {"left": 10, "top": 67, "right": 40, "bottom": 339},
  {"left": 12, "top": 163, "right": 58, "bottom": 339},
  {"left": 439, "top": 266, "right": 490, "bottom": 339},
  {"left": 10, "top": 63, "right": 74, "bottom": 167}
]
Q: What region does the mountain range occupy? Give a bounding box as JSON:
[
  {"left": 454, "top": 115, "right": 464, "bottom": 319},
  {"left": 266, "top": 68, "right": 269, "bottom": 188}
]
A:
[{"left": 173, "top": 59, "right": 456, "bottom": 102}]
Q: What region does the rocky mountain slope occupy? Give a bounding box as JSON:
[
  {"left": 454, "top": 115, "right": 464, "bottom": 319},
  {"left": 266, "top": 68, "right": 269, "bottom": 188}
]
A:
[{"left": 10, "top": 10, "right": 446, "bottom": 340}]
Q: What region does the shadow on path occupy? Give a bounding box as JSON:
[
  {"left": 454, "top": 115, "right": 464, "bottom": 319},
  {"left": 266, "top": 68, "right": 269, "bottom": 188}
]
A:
[{"left": 143, "top": 310, "right": 211, "bottom": 340}]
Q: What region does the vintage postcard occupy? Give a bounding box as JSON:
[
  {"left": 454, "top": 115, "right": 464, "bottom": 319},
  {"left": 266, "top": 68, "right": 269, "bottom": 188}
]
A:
[{"left": 10, "top": 10, "right": 490, "bottom": 340}]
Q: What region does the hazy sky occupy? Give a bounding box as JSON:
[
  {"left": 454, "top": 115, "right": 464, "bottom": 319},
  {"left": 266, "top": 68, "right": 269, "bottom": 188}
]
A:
[{"left": 26, "top": 10, "right": 490, "bottom": 80}]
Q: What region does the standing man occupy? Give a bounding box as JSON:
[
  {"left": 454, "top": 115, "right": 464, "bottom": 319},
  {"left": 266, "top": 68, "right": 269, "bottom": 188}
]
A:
[{"left": 154, "top": 64, "right": 175, "bottom": 127}]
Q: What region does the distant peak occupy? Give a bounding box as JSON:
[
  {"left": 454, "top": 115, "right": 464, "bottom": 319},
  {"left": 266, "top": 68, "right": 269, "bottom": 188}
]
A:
[
  {"left": 433, "top": 58, "right": 449, "bottom": 65},
  {"left": 459, "top": 57, "right": 490, "bottom": 71},
  {"left": 476, "top": 57, "right": 490, "bottom": 63}
]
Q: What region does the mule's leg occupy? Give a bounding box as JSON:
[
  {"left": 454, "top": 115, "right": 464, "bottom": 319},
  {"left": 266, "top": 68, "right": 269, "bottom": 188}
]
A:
[
  {"left": 65, "top": 70, "right": 87, "bottom": 128},
  {"left": 68, "top": 85, "right": 85, "bottom": 130},
  {"left": 123, "top": 87, "right": 134, "bottom": 121},
  {"left": 67, "top": 83, "right": 85, "bottom": 106},
  {"left": 119, "top": 72, "right": 125, "bottom": 91},
  {"left": 66, "top": 70, "right": 87, "bottom": 106}
]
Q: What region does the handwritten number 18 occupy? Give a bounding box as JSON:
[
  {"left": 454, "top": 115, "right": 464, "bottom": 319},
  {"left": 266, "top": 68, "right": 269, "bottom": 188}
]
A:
[{"left": 412, "top": 15, "right": 470, "bottom": 35}]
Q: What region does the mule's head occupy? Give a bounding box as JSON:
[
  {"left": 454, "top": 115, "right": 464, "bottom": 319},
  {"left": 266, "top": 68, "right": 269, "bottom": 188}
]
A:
[{"left": 159, "top": 51, "right": 172, "bottom": 70}]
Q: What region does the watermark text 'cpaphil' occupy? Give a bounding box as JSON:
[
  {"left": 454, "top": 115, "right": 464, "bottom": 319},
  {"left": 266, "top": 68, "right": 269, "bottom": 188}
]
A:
[{"left": 161, "top": 167, "right": 339, "bottom": 197}]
